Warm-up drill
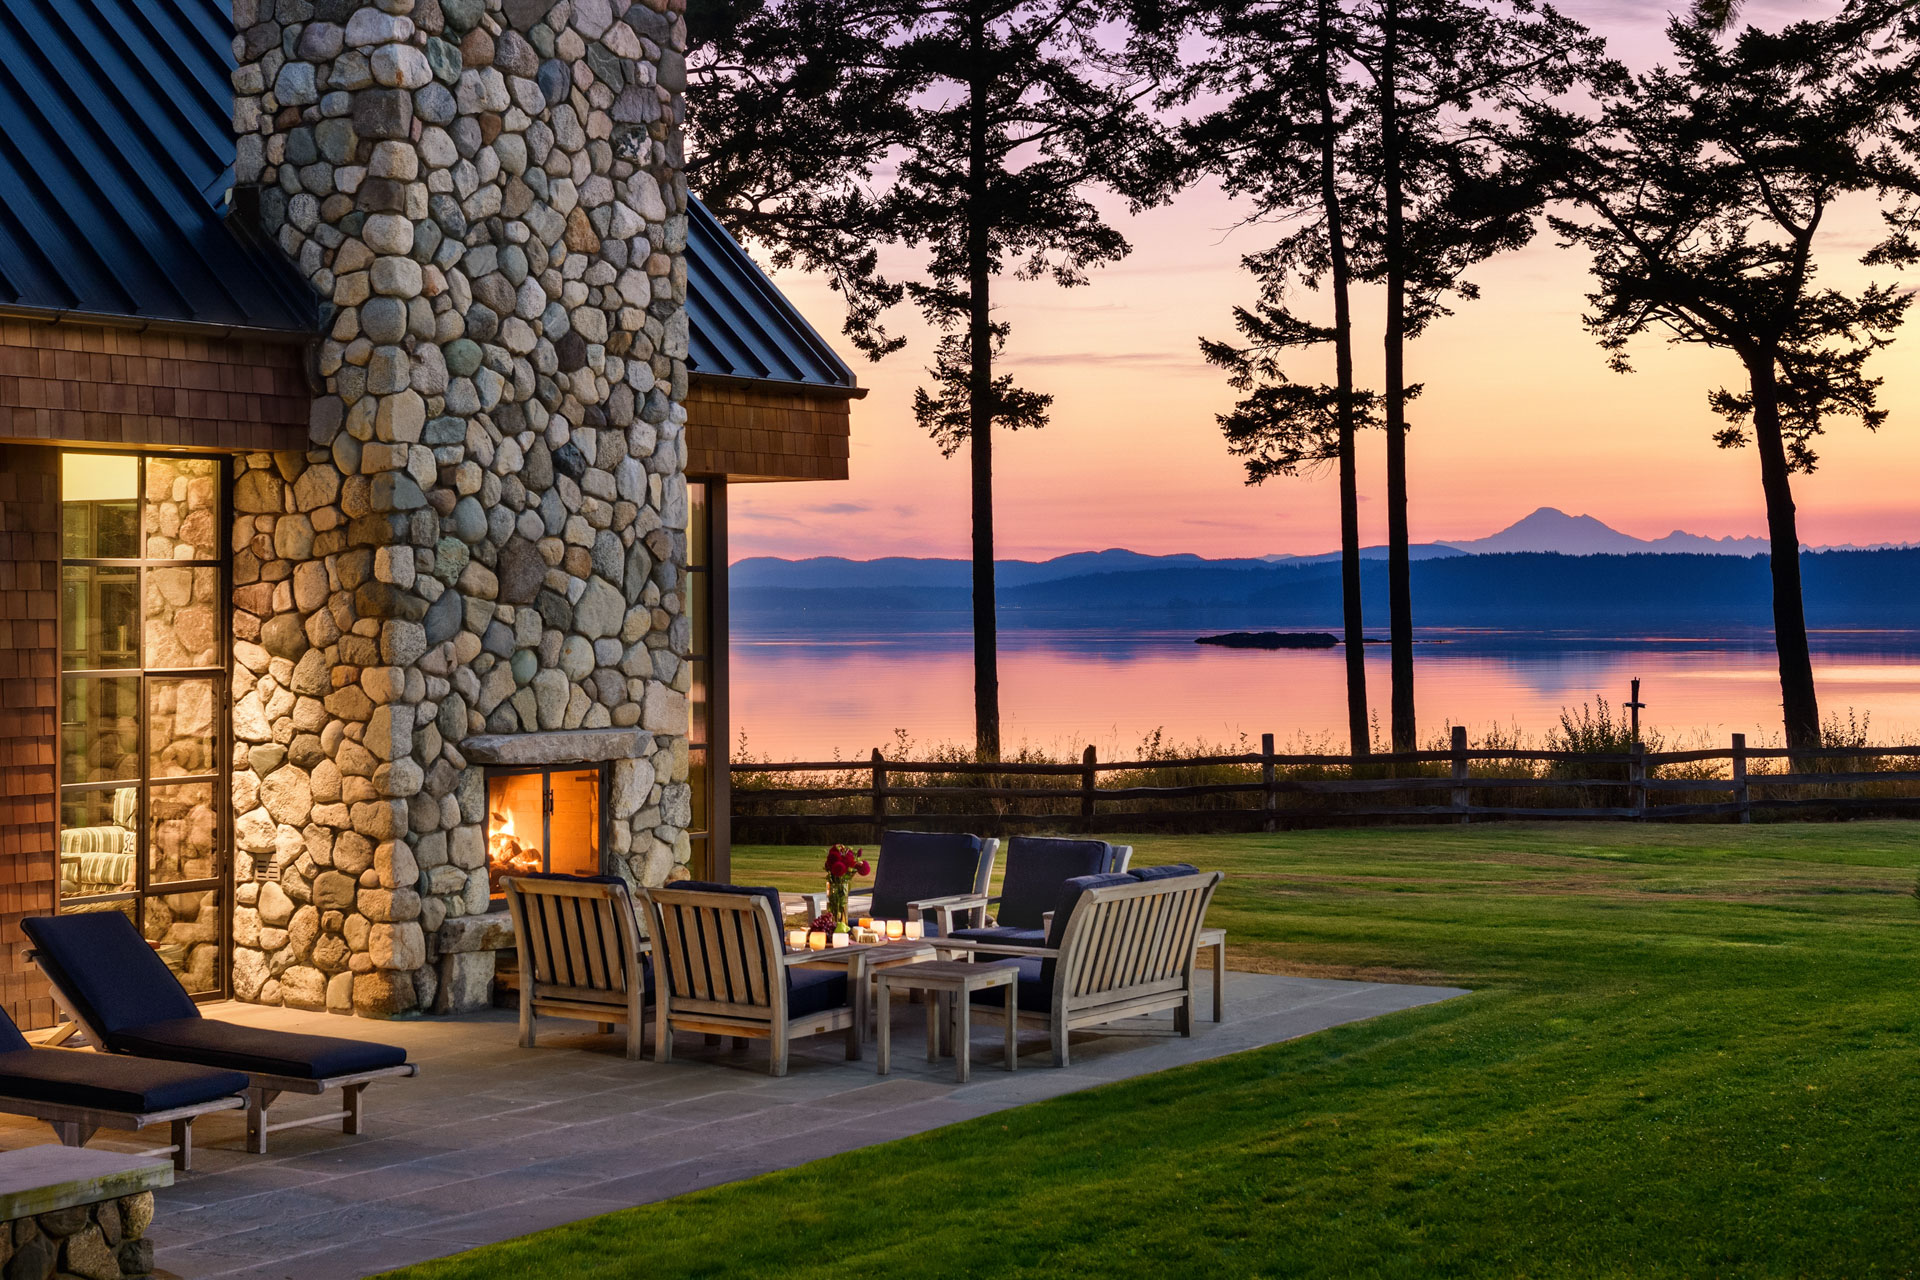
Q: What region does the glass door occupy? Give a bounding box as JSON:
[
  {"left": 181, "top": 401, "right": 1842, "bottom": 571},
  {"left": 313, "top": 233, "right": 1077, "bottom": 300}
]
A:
[{"left": 58, "top": 453, "right": 229, "bottom": 996}]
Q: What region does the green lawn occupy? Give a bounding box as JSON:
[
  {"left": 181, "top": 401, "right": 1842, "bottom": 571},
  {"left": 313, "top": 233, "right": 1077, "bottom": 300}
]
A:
[{"left": 384, "top": 823, "right": 1920, "bottom": 1278}]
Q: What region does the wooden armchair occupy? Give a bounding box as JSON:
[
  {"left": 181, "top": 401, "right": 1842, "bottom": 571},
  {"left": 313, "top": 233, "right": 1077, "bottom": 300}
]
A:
[
  {"left": 502, "top": 874, "right": 652, "bottom": 1060},
  {"left": 945, "top": 837, "right": 1134, "bottom": 946},
  {"left": 642, "top": 882, "right": 858, "bottom": 1077},
  {"left": 799, "top": 832, "right": 1000, "bottom": 935},
  {"left": 939, "top": 868, "right": 1222, "bottom": 1066}
]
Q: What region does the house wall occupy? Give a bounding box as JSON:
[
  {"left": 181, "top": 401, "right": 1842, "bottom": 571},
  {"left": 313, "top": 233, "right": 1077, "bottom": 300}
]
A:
[
  {"left": 230, "top": 0, "right": 691, "bottom": 1016},
  {"left": 0, "top": 446, "right": 60, "bottom": 1031},
  {"left": 684, "top": 379, "right": 851, "bottom": 482},
  {"left": 0, "top": 319, "right": 309, "bottom": 451}
]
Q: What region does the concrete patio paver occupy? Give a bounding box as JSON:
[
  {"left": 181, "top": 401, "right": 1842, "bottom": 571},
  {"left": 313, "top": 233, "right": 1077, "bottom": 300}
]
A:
[{"left": 0, "top": 971, "right": 1465, "bottom": 1279}]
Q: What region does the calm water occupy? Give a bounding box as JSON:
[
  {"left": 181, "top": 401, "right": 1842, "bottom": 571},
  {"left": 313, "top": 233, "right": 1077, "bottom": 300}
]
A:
[{"left": 729, "top": 627, "right": 1920, "bottom": 759}]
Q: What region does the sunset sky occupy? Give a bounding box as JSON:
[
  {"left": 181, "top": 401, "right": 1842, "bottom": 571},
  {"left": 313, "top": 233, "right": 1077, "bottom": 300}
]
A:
[{"left": 726, "top": 0, "right": 1919, "bottom": 564}]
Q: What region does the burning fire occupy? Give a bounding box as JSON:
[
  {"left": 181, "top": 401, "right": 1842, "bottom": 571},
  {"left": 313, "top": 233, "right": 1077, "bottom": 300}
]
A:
[{"left": 488, "top": 805, "right": 542, "bottom": 893}]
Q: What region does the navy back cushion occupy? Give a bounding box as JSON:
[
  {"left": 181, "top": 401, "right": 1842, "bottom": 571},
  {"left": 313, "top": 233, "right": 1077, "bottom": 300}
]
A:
[
  {"left": 20, "top": 912, "right": 199, "bottom": 1037},
  {"left": 1129, "top": 863, "right": 1201, "bottom": 883},
  {"left": 656, "top": 881, "right": 798, "bottom": 1001},
  {"left": 0, "top": 1004, "right": 28, "bottom": 1054},
  {"left": 998, "top": 837, "right": 1112, "bottom": 930},
  {"left": 869, "top": 831, "right": 984, "bottom": 920},
  {"left": 1043, "top": 872, "right": 1135, "bottom": 952}
]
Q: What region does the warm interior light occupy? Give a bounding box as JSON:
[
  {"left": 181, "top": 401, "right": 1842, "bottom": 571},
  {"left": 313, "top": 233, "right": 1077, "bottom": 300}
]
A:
[{"left": 62, "top": 453, "right": 138, "bottom": 503}]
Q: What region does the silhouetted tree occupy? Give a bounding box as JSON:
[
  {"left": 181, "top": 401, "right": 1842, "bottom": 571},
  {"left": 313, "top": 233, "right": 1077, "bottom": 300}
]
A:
[
  {"left": 689, "top": 1, "right": 1181, "bottom": 759},
  {"left": 1345, "top": 0, "right": 1598, "bottom": 751},
  {"left": 1174, "top": 0, "right": 1378, "bottom": 756},
  {"left": 1523, "top": 3, "right": 1920, "bottom": 749}
]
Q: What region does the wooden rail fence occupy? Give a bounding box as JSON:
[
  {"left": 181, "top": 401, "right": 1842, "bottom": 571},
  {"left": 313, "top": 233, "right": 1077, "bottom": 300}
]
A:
[{"left": 730, "top": 729, "right": 1920, "bottom": 838}]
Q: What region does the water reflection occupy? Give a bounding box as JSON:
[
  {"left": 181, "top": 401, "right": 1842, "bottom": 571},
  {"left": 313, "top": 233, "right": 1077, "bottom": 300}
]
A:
[{"left": 730, "top": 627, "right": 1920, "bottom": 758}]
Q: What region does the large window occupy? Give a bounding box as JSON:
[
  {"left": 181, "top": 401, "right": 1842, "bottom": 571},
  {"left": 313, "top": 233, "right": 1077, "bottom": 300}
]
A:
[
  {"left": 686, "top": 481, "right": 712, "bottom": 877},
  {"left": 59, "top": 453, "right": 229, "bottom": 996}
]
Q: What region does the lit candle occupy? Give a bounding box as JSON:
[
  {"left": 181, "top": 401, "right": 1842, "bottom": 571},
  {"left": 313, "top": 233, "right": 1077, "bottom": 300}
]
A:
[
  {"left": 885, "top": 920, "right": 904, "bottom": 940},
  {"left": 807, "top": 931, "right": 828, "bottom": 951},
  {"left": 787, "top": 929, "right": 806, "bottom": 951},
  {"left": 832, "top": 931, "right": 850, "bottom": 949},
  {"left": 903, "top": 921, "right": 924, "bottom": 940}
]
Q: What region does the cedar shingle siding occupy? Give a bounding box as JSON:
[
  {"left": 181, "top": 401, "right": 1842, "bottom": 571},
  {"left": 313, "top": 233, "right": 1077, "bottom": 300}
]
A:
[
  {"left": 0, "top": 446, "right": 59, "bottom": 1031},
  {"left": 0, "top": 319, "right": 310, "bottom": 451},
  {"left": 686, "top": 380, "right": 852, "bottom": 482}
]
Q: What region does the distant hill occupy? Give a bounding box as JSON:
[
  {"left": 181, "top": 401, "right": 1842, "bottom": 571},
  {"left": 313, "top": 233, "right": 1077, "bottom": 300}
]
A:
[
  {"left": 733, "top": 547, "right": 1920, "bottom": 634},
  {"left": 1437, "top": 507, "right": 1774, "bottom": 557}
]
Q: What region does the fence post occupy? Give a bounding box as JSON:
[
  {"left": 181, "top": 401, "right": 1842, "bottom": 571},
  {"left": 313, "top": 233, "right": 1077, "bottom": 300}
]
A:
[
  {"left": 1450, "top": 725, "right": 1470, "bottom": 823},
  {"left": 1731, "top": 732, "right": 1750, "bottom": 824},
  {"left": 1080, "top": 745, "right": 1097, "bottom": 831},
  {"left": 870, "top": 747, "right": 887, "bottom": 834},
  {"left": 1630, "top": 741, "right": 1647, "bottom": 820},
  {"left": 1261, "top": 733, "right": 1277, "bottom": 833}
]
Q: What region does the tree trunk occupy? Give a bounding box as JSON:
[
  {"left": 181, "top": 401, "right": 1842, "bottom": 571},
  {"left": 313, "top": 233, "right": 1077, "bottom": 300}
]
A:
[
  {"left": 967, "top": 4, "right": 1000, "bottom": 761},
  {"left": 1381, "top": 0, "right": 1415, "bottom": 753},
  {"left": 1317, "top": 0, "right": 1369, "bottom": 757},
  {"left": 1746, "top": 353, "right": 1821, "bottom": 750}
]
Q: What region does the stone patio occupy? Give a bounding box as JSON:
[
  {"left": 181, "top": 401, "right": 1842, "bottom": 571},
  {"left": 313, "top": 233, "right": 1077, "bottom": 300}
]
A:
[{"left": 0, "top": 971, "right": 1464, "bottom": 1279}]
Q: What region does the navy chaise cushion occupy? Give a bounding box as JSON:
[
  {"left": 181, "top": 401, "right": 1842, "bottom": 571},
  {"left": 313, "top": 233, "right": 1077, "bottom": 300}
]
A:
[
  {"left": 0, "top": 1005, "right": 247, "bottom": 1114},
  {"left": 868, "top": 831, "right": 985, "bottom": 925},
  {"left": 0, "top": 1049, "right": 248, "bottom": 1114},
  {"left": 1129, "top": 863, "right": 1201, "bottom": 882},
  {"left": 20, "top": 912, "right": 198, "bottom": 1037},
  {"left": 23, "top": 912, "right": 409, "bottom": 1080},
  {"left": 994, "top": 837, "right": 1112, "bottom": 930},
  {"left": 112, "top": 1019, "right": 408, "bottom": 1081}
]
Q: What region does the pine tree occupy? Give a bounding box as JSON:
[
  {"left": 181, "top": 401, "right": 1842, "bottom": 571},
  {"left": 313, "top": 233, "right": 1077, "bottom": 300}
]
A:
[
  {"left": 689, "top": 0, "right": 1181, "bottom": 759},
  {"left": 1522, "top": 2, "right": 1920, "bottom": 749}
]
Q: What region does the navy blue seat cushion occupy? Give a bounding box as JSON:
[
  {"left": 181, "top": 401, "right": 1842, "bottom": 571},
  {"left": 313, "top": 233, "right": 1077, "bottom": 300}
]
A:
[
  {"left": 0, "top": 1049, "right": 247, "bottom": 1115},
  {"left": 997, "top": 837, "right": 1112, "bottom": 929},
  {"left": 968, "top": 958, "right": 1050, "bottom": 1014},
  {"left": 20, "top": 912, "right": 199, "bottom": 1038},
  {"left": 109, "top": 1019, "right": 408, "bottom": 1081},
  {"left": 869, "top": 831, "right": 985, "bottom": 924},
  {"left": 948, "top": 926, "right": 1046, "bottom": 947},
  {"left": 786, "top": 968, "right": 851, "bottom": 1019},
  {"left": 1129, "top": 863, "right": 1201, "bottom": 883}
]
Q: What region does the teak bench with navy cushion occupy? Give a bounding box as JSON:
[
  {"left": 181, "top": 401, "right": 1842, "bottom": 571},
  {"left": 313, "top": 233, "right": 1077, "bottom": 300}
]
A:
[
  {"left": 799, "top": 831, "right": 999, "bottom": 936},
  {"left": 22, "top": 913, "right": 417, "bottom": 1155},
  {"left": 946, "top": 836, "right": 1133, "bottom": 947},
  {"left": 0, "top": 1005, "right": 245, "bottom": 1170},
  {"left": 937, "top": 865, "right": 1223, "bottom": 1066}
]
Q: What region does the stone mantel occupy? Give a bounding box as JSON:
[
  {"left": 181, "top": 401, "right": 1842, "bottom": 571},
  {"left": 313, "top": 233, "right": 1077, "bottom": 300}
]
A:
[{"left": 461, "top": 727, "right": 652, "bottom": 766}]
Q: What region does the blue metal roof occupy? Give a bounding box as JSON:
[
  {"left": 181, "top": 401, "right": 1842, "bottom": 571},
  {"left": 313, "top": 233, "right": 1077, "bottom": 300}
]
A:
[
  {"left": 685, "top": 199, "right": 858, "bottom": 391},
  {"left": 0, "top": 0, "right": 319, "bottom": 333}
]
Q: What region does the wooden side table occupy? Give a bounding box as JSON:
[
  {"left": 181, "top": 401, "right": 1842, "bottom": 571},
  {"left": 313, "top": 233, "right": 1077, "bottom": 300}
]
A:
[
  {"left": 1196, "top": 927, "right": 1226, "bottom": 1021},
  {"left": 875, "top": 961, "right": 1021, "bottom": 1083}
]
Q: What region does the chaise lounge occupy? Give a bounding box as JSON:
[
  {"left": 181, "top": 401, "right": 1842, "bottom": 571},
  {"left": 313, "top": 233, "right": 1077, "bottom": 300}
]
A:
[
  {"left": 0, "top": 1005, "right": 245, "bottom": 1170},
  {"left": 23, "top": 913, "right": 417, "bottom": 1155}
]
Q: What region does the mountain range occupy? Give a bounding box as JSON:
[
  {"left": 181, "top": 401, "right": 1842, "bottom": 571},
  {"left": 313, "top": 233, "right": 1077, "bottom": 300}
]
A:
[{"left": 730, "top": 509, "right": 1919, "bottom": 635}]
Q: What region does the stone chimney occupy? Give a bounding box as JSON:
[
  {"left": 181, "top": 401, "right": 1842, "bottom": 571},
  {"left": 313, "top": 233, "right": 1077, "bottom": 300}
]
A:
[{"left": 228, "top": 0, "right": 692, "bottom": 1017}]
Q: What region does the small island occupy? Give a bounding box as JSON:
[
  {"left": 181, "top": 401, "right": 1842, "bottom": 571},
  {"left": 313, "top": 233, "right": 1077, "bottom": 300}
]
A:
[{"left": 1195, "top": 631, "right": 1341, "bottom": 649}]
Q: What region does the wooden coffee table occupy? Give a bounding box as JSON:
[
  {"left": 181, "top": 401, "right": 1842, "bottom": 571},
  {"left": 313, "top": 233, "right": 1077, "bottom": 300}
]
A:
[{"left": 874, "top": 960, "right": 1021, "bottom": 1083}]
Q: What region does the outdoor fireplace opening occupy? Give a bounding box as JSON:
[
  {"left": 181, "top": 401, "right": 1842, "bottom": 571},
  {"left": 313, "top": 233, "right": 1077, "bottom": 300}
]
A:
[{"left": 486, "top": 766, "right": 606, "bottom": 903}]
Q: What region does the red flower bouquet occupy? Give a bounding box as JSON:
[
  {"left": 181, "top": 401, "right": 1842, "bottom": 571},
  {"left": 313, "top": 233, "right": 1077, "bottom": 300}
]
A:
[{"left": 821, "top": 844, "right": 870, "bottom": 931}]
